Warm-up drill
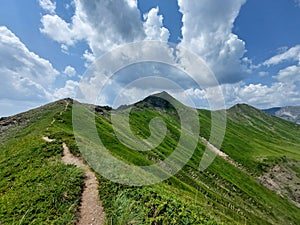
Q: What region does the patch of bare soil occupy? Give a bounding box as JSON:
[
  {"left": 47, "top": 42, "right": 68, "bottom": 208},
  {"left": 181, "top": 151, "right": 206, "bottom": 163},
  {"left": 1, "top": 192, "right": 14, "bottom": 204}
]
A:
[
  {"left": 62, "top": 143, "right": 105, "bottom": 225},
  {"left": 42, "top": 136, "right": 54, "bottom": 142},
  {"left": 259, "top": 163, "right": 300, "bottom": 208},
  {"left": 200, "top": 137, "right": 248, "bottom": 173}
]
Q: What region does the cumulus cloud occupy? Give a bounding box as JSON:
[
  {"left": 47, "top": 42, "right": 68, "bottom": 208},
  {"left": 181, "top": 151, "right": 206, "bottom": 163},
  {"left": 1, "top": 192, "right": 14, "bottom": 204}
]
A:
[
  {"left": 231, "top": 79, "right": 299, "bottom": 108},
  {"left": 40, "top": 0, "right": 147, "bottom": 56},
  {"left": 39, "top": 0, "right": 250, "bottom": 86},
  {"left": 0, "top": 26, "right": 67, "bottom": 116},
  {"left": 63, "top": 65, "right": 76, "bottom": 77},
  {"left": 251, "top": 44, "right": 300, "bottom": 107},
  {"left": 36, "top": 0, "right": 299, "bottom": 110},
  {"left": 185, "top": 80, "right": 299, "bottom": 109},
  {"left": 40, "top": 14, "right": 81, "bottom": 46},
  {"left": 275, "top": 65, "right": 300, "bottom": 84},
  {"left": 178, "top": 0, "right": 248, "bottom": 84},
  {"left": 263, "top": 45, "right": 300, "bottom": 66},
  {"left": 0, "top": 26, "right": 58, "bottom": 102},
  {"left": 53, "top": 80, "right": 79, "bottom": 99},
  {"left": 40, "top": 0, "right": 174, "bottom": 62},
  {"left": 80, "top": 77, "right": 300, "bottom": 110},
  {"left": 40, "top": 0, "right": 252, "bottom": 89},
  {"left": 39, "top": 0, "right": 56, "bottom": 14},
  {"left": 143, "top": 7, "right": 170, "bottom": 42},
  {"left": 0, "top": 27, "right": 81, "bottom": 112}
]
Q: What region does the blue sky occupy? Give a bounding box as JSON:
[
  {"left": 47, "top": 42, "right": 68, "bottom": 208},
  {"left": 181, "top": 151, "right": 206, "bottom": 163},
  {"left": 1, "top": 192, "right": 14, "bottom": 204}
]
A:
[{"left": 0, "top": 0, "right": 300, "bottom": 116}]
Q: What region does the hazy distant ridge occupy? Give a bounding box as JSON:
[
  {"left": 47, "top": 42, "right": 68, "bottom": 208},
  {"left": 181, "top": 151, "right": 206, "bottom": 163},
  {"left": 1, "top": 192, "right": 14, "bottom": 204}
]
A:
[{"left": 264, "top": 106, "right": 300, "bottom": 125}]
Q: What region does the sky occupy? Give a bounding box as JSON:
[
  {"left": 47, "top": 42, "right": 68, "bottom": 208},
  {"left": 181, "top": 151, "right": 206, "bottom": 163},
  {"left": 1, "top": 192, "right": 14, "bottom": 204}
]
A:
[{"left": 0, "top": 0, "right": 300, "bottom": 116}]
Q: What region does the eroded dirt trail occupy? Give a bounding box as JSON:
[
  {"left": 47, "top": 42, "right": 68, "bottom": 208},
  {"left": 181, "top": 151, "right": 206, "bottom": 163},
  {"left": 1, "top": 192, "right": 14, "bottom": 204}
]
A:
[
  {"left": 43, "top": 99, "right": 105, "bottom": 225},
  {"left": 200, "top": 137, "right": 249, "bottom": 173},
  {"left": 62, "top": 143, "right": 105, "bottom": 225}
]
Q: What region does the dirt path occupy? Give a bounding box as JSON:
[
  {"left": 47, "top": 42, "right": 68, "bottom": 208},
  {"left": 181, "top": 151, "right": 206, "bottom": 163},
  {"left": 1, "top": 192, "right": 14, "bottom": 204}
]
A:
[
  {"left": 60, "top": 100, "right": 69, "bottom": 116},
  {"left": 200, "top": 137, "right": 248, "bottom": 173},
  {"left": 42, "top": 99, "right": 105, "bottom": 225},
  {"left": 62, "top": 143, "right": 105, "bottom": 225}
]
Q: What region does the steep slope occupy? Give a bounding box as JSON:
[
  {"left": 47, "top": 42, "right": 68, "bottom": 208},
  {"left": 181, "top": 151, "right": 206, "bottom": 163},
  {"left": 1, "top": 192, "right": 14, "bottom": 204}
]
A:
[
  {"left": 224, "top": 104, "right": 300, "bottom": 171},
  {"left": 264, "top": 106, "right": 300, "bottom": 125},
  {"left": 223, "top": 104, "right": 300, "bottom": 208},
  {"left": 75, "top": 94, "right": 300, "bottom": 224},
  {"left": 1, "top": 94, "right": 300, "bottom": 224},
  {"left": 0, "top": 99, "right": 85, "bottom": 224}
]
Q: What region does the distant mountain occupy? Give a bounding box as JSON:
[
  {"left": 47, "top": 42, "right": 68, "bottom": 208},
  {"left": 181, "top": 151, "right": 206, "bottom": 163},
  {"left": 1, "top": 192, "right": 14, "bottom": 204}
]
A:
[{"left": 264, "top": 106, "right": 300, "bottom": 125}]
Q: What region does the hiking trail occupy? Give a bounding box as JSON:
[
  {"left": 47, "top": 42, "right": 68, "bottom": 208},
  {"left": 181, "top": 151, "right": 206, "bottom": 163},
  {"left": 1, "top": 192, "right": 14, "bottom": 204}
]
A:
[{"left": 43, "top": 99, "right": 105, "bottom": 225}]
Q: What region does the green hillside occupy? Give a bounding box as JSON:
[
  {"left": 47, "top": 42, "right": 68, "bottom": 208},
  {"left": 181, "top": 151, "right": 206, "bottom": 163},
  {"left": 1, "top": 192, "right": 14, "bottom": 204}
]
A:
[
  {"left": 0, "top": 99, "right": 84, "bottom": 224},
  {"left": 0, "top": 94, "right": 300, "bottom": 224}
]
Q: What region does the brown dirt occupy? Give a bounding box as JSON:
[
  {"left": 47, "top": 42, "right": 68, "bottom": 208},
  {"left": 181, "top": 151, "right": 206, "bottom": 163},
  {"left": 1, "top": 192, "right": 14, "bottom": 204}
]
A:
[
  {"left": 62, "top": 143, "right": 105, "bottom": 225},
  {"left": 259, "top": 163, "right": 300, "bottom": 208},
  {"left": 42, "top": 99, "right": 105, "bottom": 224}
]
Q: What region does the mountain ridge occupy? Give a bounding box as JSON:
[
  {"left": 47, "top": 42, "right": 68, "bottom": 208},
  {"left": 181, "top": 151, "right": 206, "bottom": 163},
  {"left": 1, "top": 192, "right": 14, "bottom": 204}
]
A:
[
  {"left": 1, "top": 93, "right": 300, "bottom": 224},
  {"left": 264, "top": 106, "right": 300, "bottom": 125},
  {"left": 2, "top": 92, "right": 299, "bottom": 126}
]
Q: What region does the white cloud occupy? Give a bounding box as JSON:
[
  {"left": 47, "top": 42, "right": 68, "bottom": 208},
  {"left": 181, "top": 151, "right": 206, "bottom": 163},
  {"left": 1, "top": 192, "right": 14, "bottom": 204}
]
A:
[
  {"left": 178, "top": 0, "right": 248, "bottom": 84},
  {"left": 53, "top": 80, "right": 79, "bottom": 99},
  {"left": 185, "top": 81, "right": 299, "bottom": 109},
  {"left": 263, "top": 45, "right": 300, "bottom": 66},
  {"left": 63, "top": 65, "right": 76, "bottom": 77},
  {"left": 40, "top": 0, "right": 146, "bottom": 57},
  {"left": 0, "top": 27, "right": 94, "bottom": 116},
  {"left": 226, "top": 81, "right": 299, "bottom": 108},
  {"left": 125, "top": 0, "right": 137, "bottom": 8},
  {"left": 275, "top": 65, "right": 300, "bottom": 84},
  {"left": 0, "top": 26, "right": 62, "bottom": 117},
  {"left": 82, "top": 50, "right": 96, "bottom": 67},
  {"left": 39, "top": 0, "right": 56, "bottom": 14},
  {"left": 256, "top": 46, "right": 300, "bottom": 107},
  {"left": 295, "top": 0, "right": 300, "bottom": 7},
  {"left": 79, "top": 77, "right": 300, "bottom": 110},
  {"left": 0, "top": 26, "right": 58, "bottom": 103},
  {"left": 65, "top": 2, "right": 74, "bottom": 10},
  {"left": 143, "top": 7, "right": 170, "bottom": 42},
  {"left": 40, "top": 0, "right": 173, "bottom": 66},
  {"left": 40, "top": 14, "right": 79, "bottom": 45},
  {"left": 36, "top": 0, "right": 299, "bottom": 111},
  {"left": 0, "top": 27, "right": 81, "bottom": 116}
]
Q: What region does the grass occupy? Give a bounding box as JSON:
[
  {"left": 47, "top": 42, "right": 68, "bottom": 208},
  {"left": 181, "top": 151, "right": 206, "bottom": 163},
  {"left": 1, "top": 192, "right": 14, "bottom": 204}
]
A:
[
  {"left": 82, "top": 101, "right": 300, "bottom": 224},
  {"left": 198, "top": 104, "right": 300, "bottom": 175},
  {"left": 0, "top": 100, "right": 84, "bottom": 224},
  {"left": 100, "top": 178, "right": 218, "bottom": 225},
  {"left": 1, "top": 96, "right": 300, "bottom": 224}
]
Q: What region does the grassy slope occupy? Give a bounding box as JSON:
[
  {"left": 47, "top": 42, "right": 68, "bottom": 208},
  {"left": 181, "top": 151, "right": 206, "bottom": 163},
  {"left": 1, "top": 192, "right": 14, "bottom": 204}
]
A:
[
  {"left": 72, "top": 99, "right": 300, "bottom": 224},
  {"left": 0, "top": 100, "right": 84, "bottom": 224},
  {"left": 199, "top": 104, "right": 300, "bottom": 174},
  {"left": 1, "top": 98, "right": 300, "bottom": 224}
]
